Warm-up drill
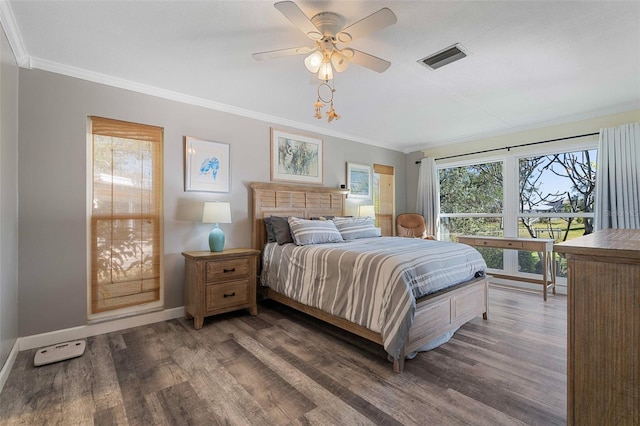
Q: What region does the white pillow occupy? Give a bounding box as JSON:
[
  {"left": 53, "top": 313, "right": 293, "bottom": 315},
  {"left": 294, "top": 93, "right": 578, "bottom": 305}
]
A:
[
  {"left": 287, "top": 217, "right": 344, "bottom": 245},
  {"left": 333, "top": 217, "right": 381, "bottom": 240}
]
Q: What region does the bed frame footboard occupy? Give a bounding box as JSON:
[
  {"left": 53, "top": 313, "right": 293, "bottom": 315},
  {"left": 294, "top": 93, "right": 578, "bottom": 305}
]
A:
[
  {"left": 262, "top": 276, "right": 488, "bottom": 373},
  {"left": 393, "top": 276, "right": 489, "bottom": 373}
]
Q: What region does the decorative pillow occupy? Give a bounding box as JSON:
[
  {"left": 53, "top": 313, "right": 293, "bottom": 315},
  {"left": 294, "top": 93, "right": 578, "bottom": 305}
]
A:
[
  {"left": 333, "top": 216, "right": 381, "bottom": 240},
  {"left": 288, "top": 217, "right": 344, "bottom": 245},
  {"left": 263, "top": 217, "right": 276, "bottom": 243},
  {"left": 270, "top": 216, "right": 294, "bottom": 245}
]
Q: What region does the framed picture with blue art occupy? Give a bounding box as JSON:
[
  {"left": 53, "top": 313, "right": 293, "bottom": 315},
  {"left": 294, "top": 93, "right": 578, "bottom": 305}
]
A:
[
  {"left": 270, "top": 128, "right": 323, "bottom": 184},
  {"left": 184, "top": 136, "right": 230, "bottom": 193},
  {"left": 347, "top": 162, "right": 372, "bottom": 199}
]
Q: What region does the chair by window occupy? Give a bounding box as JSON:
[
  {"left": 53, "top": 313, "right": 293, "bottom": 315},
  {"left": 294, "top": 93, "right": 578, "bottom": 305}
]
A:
[{"left": 396, "top": 213, "right": 434, "bottom": 239}]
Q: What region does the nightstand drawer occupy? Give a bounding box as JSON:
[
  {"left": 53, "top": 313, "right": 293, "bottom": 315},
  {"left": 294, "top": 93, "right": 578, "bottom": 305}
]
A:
[
  {"left": 183, "top": 248, "right": 259, "bottom": 329},
  {"left": 205, "top": 258, "right": 250, "bottom": 283},
  {"left": 205, "top": 280, "right": 249, "bottom": 311}
]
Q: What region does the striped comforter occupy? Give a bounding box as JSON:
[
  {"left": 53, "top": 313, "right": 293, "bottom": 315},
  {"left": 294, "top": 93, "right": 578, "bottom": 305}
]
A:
[{"left": 261, "top": 237, "right": 487, "bottom": 358}]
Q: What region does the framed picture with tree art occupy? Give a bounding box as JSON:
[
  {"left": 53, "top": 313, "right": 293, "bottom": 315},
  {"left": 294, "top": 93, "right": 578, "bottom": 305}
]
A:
[
  {"left": 347, "top": 162, "right": 372, "bottom": 199},
  {"left": 270, "top": 128, "right": 323, "bottom": 184}
]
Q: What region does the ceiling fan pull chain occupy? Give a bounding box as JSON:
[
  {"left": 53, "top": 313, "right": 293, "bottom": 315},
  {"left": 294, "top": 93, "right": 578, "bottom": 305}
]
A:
[
  {"left": 326, "top": 79, "right": 339, "bottom": 122},
  {"left": 315, "top": 79, "right": 339, "bottom": 122},
  {"left": 255, "top": 3, "right": 396, "bottom": 118}
]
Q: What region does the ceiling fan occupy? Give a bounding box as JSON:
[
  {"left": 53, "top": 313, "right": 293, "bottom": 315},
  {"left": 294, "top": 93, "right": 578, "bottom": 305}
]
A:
[{"left": 253, "top": 1, "right": 397, "bottom": 80}]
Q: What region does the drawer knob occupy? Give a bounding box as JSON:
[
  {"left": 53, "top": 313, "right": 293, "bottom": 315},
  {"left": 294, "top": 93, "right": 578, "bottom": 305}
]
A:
[
  {"left": 223, "top": 268, "right": 236, "bottom": 273},
  {"left": 223, "top": 292, "right": 236, "bottom": 298}
]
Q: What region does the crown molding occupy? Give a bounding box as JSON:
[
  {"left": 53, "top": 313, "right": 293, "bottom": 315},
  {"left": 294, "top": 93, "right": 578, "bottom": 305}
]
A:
[
  {"left": 0, "top": 1, "right": 30, "bottom": 68},
  {"left": 407, "top": 102, "right": 640, "bottom": 154},
  {"left": 27, "top": 57, "right": 399, "bottom": 152}
]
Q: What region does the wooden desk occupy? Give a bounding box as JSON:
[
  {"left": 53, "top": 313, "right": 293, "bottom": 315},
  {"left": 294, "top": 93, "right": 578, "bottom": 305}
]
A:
[{"left": 457, "top": 235, "right": 556, "bottom": 300}]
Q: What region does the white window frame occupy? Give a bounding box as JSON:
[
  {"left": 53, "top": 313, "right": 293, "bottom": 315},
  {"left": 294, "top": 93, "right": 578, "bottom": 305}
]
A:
[
  {"left": 437, "top": 137, "right": 598, "bottom": 285},
  {"left": 437, "top": 155, "right": 507, "bottom": 273}
]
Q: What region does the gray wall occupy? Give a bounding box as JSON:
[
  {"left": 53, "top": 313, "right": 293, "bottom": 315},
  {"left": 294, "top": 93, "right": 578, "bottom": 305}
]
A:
[
  {"left": 0, "top": 26, "right": 19, "bottom": 368},
  {"left": 18, "top": 68, "right": 407, "bottom": 337}
]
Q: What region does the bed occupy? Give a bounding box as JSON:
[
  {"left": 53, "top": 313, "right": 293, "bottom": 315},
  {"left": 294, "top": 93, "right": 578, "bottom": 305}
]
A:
[{"left": 251, "top": 182, "right": 488, "bottom": 372}]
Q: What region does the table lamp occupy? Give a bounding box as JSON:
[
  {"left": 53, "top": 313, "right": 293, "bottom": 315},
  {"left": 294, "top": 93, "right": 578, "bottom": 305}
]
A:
[
  {"left": 357, "top": 205, "right": 376, "bottom": 219},
  {"left": 202, "top": 202, "right": 232, "bottom": 252}
]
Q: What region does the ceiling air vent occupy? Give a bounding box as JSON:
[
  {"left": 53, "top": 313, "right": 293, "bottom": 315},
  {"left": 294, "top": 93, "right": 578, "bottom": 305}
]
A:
[{"left": 418, "top": 43, "right": 468, "bottom": 70}]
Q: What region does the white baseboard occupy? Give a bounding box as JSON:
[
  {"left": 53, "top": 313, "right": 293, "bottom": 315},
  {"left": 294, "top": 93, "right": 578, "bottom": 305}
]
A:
[
  {"left": 0, "top": 307, "right": 184, "bottom": 394},
  {"left": 19, "top": 306, "right": 185, "bottom": 351},
  {"left": 0, "top": 339, "right": 20, "bottom": 394}
]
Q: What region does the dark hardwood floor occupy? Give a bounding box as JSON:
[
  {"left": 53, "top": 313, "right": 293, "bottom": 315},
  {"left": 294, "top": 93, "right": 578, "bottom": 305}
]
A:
[{"left": 0, "top": 286, "right": 566, "bottom": 425}]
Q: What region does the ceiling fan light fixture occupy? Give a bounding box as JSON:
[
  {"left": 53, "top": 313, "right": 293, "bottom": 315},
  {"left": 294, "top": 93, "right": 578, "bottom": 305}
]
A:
[
  {"left": 306, "top": 31, "right": 323, "bottom": 40},
  {"left": 341, "top": 48, "right": 354, "bottom": 59},
  {"left": 260, "top": 1, "right": 397, "bottom": 123},
  {"left": 304, "top": 51, "right": 323, "bottom": 73},
  {"left": 336, "top": 32, "right": 352, "bottom": 43},
  {"left": 330, "top": 51, "right": 349, "bottom": 72},
  {"left": 317, "top": 62, "right": 334, "bottom": 81}
]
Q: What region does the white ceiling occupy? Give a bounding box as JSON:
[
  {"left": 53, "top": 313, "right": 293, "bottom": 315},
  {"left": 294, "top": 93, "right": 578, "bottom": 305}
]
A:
[{"left": 4, "top": 1, "right": 640, "bottom": 153}]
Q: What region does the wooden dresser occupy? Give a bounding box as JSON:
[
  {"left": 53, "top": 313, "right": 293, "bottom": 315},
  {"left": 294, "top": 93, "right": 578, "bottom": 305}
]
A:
[
  {"left": 182, "top": 249, "right": 260, "bottom": 329},
  {"left": 554, "top": 229, "right": 639, "bottom": 425}
]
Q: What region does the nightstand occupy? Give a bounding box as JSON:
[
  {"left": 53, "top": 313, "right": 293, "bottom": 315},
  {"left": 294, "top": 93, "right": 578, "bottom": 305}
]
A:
[{"left": 182, "top": 248, "right": 260, "bottom": 329}]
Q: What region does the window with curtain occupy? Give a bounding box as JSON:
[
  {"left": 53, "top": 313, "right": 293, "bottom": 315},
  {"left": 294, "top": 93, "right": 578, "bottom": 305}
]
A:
[
  {"left": 90, "top": 117, "right": 163, "bottom": 315},
  {"left": 436, "top": 143, "right": 597, "bottom": 282}
]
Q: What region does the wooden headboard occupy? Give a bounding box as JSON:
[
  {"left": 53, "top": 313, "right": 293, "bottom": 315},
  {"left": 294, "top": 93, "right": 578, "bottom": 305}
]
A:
[{"left": 250, "top": 182, "right": 349, "bottom": 251}]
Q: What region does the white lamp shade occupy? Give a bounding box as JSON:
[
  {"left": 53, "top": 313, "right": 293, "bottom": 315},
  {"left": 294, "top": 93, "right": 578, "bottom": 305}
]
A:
[
  {"left": 202, "top": 202, "right": 232, "bottom": 224},
  {"left": 358, "top": 205, "right": 376, "bottom": 218},
  {"left": 330, "top": 51, "right": 350, "bottom": 72},
  {"left": 304, "top": 51, "right": 323, "bottom": 73},
  {"left": 317, "top": 62, "right": 334, "bottom": 81}
]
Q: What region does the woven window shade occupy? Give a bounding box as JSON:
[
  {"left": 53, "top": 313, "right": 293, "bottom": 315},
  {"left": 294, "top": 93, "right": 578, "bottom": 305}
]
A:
[
  {"left": 373, "top": 163, "right": 394, "bottom": 175},
  {"left": 90, "top": 117, "right": 163, "bottom": 314}
]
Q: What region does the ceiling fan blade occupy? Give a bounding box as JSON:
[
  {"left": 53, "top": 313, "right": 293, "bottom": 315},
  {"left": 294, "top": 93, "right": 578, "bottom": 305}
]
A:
[
  {"left": 252, "top": 46, "right": 313, "bottom": 61},
  {"left": 350, "top": 49, "right": 391, "bottom": 73},
  {"left": 337, "top": 8, "right": 397, "bottom": 42},
  {"left": 274, "top": 1, "right": 322, "bottom": 40}
]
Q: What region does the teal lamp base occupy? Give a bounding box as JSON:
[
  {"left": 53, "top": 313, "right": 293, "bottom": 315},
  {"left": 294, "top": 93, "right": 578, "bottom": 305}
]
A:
[{"left": 209, "top": 224, "right": 225, "bottom": 252}]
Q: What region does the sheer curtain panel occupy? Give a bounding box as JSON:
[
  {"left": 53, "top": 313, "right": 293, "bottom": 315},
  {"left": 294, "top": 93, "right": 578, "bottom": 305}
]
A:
[
  {"left": 416, "top": 158, "right": 440, "bottom": 237},
  {"left": 594, "top": 122, "right": 640, "bottom": 230}
]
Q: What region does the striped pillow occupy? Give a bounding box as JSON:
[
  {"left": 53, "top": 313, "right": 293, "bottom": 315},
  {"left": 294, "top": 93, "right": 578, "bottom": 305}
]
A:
[
  {"left": 333, "top": 217, "right": 381, "bottom": 240},
  {"left": 288, "top": 217, "right": 344, "bottom": 245}
]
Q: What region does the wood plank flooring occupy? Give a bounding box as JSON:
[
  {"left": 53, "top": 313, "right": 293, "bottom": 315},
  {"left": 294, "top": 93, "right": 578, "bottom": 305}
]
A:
[{"left": 0, "top": 286, "right": 567, "bottom": 425}]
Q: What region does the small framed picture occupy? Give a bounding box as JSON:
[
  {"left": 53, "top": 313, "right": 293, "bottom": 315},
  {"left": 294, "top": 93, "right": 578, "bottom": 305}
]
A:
[
  {"left": 184, "top": 137, "right": 230, "bottom": 193},
  {"left": 347, "top": 162, "right": 372, "bottom": 199},
  {"left": 270, "top": 128, "right": 323, "bottom": 184}
]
